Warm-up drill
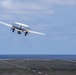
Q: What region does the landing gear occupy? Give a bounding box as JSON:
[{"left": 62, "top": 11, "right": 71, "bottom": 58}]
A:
[
  {"left": 17, "top": 31, "right": 21, "bottom": 34},
  {"left": 25, "top": 32, "right": 28, "bottom": 36},
  {"left": 12, "top": 28, "right": 15, "bottom": 32},
  {"left": 11, "top": 28, "right": 15, "bottom": 32}
]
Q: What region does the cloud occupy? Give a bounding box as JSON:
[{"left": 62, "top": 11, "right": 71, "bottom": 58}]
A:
[
  {"left": 49, "top": 31, "right": 76, "bottom": 41},
  {"left": 42, "top": 0, "right": 76, "bottom": 5},
  {"left": 0, "top": 0, "right": 75, "bottom": 20},
  {"left": 0, "top": 0, "right": 49, "bottom": 10},
  {"left": 0, "top": 0, "right": 12, "bottom": 9},
  {"left": 0, "top": 0, "right": 54, "bottom": 21},
  {"left": 0, "top": 0, "right": 53, "bottom": 14}
]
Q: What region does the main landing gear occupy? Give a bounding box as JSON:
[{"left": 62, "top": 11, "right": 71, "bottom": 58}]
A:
[{"left": 25, "top": 31, "right": 28, "bottom": 36}]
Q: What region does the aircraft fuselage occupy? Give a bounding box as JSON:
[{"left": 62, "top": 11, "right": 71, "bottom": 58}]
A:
[{"left": 11, "top": 26, "right": 28, "bottom": 36}]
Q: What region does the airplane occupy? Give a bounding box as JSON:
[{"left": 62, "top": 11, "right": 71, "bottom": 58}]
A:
[{"left": 0, "top": 21, "right": 45, "bottom": 36}]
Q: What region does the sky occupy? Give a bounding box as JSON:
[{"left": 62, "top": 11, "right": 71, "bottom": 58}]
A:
[{"left": 0, "top": 0, "right": 76, "bottom": 55}]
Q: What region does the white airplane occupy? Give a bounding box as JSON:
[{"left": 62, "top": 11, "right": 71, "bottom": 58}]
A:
[{"left": 0, "top": 21, "right": 45, "bottom": 36}]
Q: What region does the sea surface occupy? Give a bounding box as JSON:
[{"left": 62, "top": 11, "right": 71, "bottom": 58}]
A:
[{"left": 0, "top": 55, "right": 76, "bottom": 60}]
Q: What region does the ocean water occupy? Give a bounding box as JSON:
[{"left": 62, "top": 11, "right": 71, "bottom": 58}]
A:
[{"left": 0, "top": 55, "right": 76, "bottom": 60}]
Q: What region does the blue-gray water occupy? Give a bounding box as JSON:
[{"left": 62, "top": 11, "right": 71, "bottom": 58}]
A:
[{"left": 0, "top": 55, "right": 76, "bottom": 60}]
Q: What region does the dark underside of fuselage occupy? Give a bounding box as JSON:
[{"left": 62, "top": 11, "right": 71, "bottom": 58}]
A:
[{"left": 11, "top": 26, "right": 28, "bottom": 36}]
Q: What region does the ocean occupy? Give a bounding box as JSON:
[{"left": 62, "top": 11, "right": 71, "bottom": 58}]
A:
[{"left": 0, "top": 55, "right": 76, "bottom": 60}]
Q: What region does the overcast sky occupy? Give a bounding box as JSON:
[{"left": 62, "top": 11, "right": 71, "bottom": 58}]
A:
[{"left": 0, "top": 0, "right": 76, "bottom": 54}]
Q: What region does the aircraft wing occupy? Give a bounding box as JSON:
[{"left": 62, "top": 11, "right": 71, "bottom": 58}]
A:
[
  {"left": 0, "top": 21, "right": 12, "bottom": 27},
  {"left": 27, "top": 30, "right": 45, "bottom": 35},
  {"left": 15, "top": 22, "right": 29, "bottom": 28}
]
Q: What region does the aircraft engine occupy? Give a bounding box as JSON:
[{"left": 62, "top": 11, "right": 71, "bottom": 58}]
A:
[{"left": 11, "top": 28, "right": 15, "bottom": 32}]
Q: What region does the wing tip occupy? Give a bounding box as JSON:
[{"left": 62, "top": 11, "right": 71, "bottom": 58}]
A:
[
  {"left": 42, "top": 34, "right": 46, "bottom": 35},
  {"left": 40, "top": 33, "right": 46, "bottom": 35}
]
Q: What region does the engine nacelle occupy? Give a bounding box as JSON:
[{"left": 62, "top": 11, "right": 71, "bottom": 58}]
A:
[
  {"left": 11, "top": 28, "right": 15, "bottom": 32},
  {"left": 17, "top": 31, "right": 21, "bottom": 34}
]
